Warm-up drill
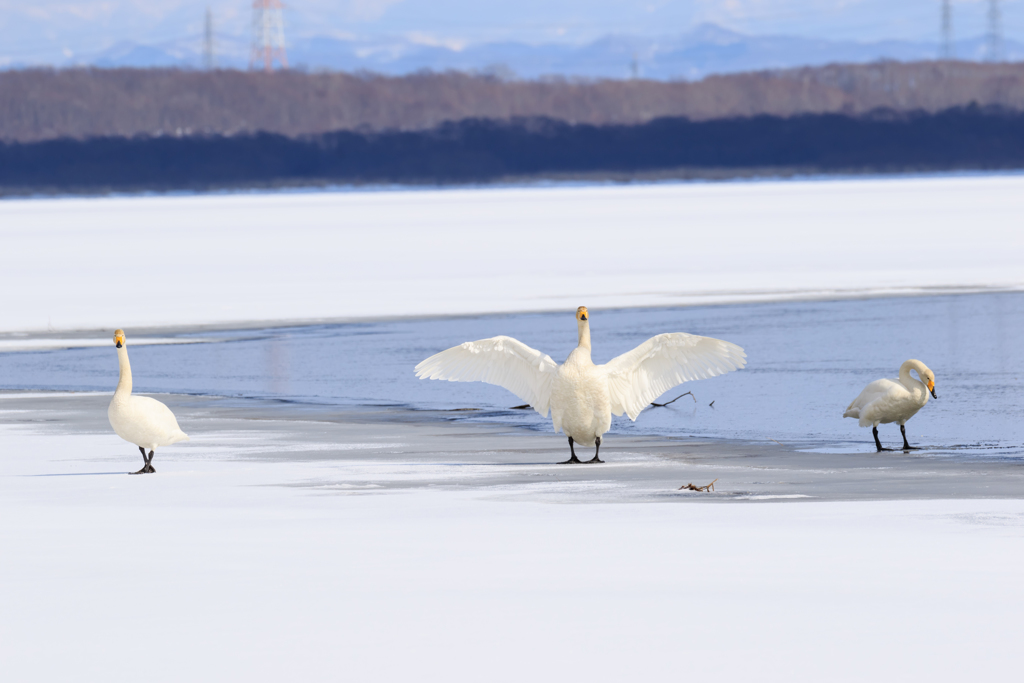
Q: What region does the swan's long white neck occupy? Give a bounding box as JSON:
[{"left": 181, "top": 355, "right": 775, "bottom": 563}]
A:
[
  {"left": 115, "top": 345, "right": 133, "bottom": 398},
  {"left": 577, "top": 319, "right": 592, "bottom": 351},
  {"left": 899, "top": 360, "right": 927, "bottom": 395}
]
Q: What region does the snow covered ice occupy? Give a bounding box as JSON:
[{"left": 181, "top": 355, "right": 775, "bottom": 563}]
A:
[
  {"left": 2, "top": 175, "right": 1024, "bottom": 681},
  {"left": 2, "top": 392, "right": 1024, "bottom": 681},
  {"left": 1, "top": 175, "right": 1022, "bottom": 333}
]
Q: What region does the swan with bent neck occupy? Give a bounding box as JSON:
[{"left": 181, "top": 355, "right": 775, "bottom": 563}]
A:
[
  {"left": 416, "top": 306, "right": 746, "bottom": 464},
  {"left": 108, "top": 329, "right": 189, "bottom": 474},
  {"left": 844, "top": 359, "right": 938, "bottom": 452}
]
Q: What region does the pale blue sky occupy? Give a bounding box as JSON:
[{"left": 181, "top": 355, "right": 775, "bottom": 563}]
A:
[{"left": 1, "top": 0, "right": 1022, "bottom": 63}]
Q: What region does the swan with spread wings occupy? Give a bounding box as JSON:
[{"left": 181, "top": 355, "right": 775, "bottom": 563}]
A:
[{"left": 415, "top": 306, "right": 746, "bottom": 464}]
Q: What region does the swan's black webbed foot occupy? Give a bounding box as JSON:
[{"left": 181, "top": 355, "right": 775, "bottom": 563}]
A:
[
  {"left": 872, "top": 427, "right": 893, "bottom": 452},
  {"left": 131, "top": 448, "right": 157, "bottom": 474},
  {"left": 558, "top": 437, "right": 583, "bottom": 464},
  {"left": 130, "top": 446, "right": 148, "bottom": 474},
  {"left": 585, "top": 437, "right": 604, "bottom": 463},
  {"left": 900, "top": 426, "right": 919, "bottom": 451}
]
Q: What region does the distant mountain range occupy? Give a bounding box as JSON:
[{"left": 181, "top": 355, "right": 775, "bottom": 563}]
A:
[{"left": 65, "top": 24, "right": 1024, "bottom": 80}]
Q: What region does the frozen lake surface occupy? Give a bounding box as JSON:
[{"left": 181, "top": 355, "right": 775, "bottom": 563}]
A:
[
  {"left": 4, "top": 178, "right": 1023, "bottom": 681},
  {"left": 2, "top": 175, "right": 1022, "bottom": 332},
  {"left": 1, "top": 292, "right": 1021, "bottom": 456},
  {"left": 4, "top": 392, "right": 1023, "bottom": 681}
]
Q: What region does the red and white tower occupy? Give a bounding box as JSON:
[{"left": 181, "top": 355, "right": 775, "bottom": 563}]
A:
[{"left": 250, "top": 0, "right": 288, "bottom": 72}]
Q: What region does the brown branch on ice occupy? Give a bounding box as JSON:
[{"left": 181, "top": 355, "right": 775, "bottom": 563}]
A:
[
  {"left": 650, "top": 391, "right": 695, "bottom": 408},
  {"left": 679, "top": 479, "right": 718, "bottom": 492},
  {"left": 510, "top": 404, "right": 531, "bottom": 410}
]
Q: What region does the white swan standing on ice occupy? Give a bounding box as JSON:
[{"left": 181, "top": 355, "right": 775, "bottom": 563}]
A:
[
  {"left": 844, "top": 359, "right": 937, "bottom": 452},
  {"left": 415, "top": 306, "right": 746, "bottom": 464},
  {"left": 108, "top": 329, "right": 189, "bottom": 474}
]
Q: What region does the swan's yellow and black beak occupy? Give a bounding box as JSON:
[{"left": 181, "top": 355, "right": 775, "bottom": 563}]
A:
[
  {"left": 928, "top": 380, "right": 937, "bottom": 399},
  {"left": 576, "top": 306, "right": 588, "bottom": 322},
  {"left": 114, "top": 329, "right": 125, "bottom": 349}
]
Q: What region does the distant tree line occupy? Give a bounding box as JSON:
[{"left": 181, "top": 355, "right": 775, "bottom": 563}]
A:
[
  {"left": 3, "top": 106, "right": 1023, "bottom": 193},
  {"left": 3, "top": 61, "right": 1024, "bottom": 143}
]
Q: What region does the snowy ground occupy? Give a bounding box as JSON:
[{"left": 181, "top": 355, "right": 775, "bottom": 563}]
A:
[
  {"left": 2, "top": 392, "right": 1023, "bottom": 682},
  {"left": 3, "top": 177, "right": 1023, "bottom": 680},
  {"left": 2, "top": 175, "right": 1023, "bottom": 333}
]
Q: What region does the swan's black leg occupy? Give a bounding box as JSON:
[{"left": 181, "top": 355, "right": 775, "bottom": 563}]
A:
[
  {"left": 586, "top": 436, "right": 604, "bottom": 464},
  {"left": 144, "top": 450, "right": 156, "bottom": 474},
  {"left": 558, "top": 437, "right": 582, "bottom": 464},
  {"left": 873, "top": 426, "right": 892, "bottom": 452},
  {"left": 900, "top": 425, "right": 919, "bottom": 451},
  {"left": 130, "top": 446, "right": 148, "bottom": 475}
]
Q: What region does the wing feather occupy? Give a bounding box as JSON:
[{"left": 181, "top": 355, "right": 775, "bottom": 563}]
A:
[
  {"left": 603, "top": 332, "right": 747, "bottom": 421},
  {"left": 414, "top": 336, "right": 559, "bottom": 417}
]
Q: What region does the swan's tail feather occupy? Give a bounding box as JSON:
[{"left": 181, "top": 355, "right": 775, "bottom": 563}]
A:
[
  {"left": 844, "top": 404, "right": 875, "bottom": 427},
  {"left": 167, "top": 430, "right": 189, "bottom": 444}
]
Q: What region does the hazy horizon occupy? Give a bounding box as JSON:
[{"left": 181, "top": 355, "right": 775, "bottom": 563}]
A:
[{"left": 2, "top": 1, "right": 1023, "bottom": 68}]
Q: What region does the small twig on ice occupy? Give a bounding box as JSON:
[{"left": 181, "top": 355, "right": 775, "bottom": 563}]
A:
[
  {"left": 651, "top": 391, "right": 695, "bottom": 408},
  {"left": 679, "top": 478, "right": 718, "bottom": 492},
  {"left": 769, "top": 438, "right": 785, "bottom": 446},
  {"left": 510, "top": 404, "right": 531, "bottom": 410},
  {"left": 709, "top": 400, "right": 715, "bottom": 408}
]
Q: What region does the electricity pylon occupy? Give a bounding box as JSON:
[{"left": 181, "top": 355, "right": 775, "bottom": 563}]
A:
[
  {"left": 251, "top": 0, "right": 288, "bottom": 72},
  {"left": 203, "top": 7, "right": 215, "bottom": 70},
  {"left": 941, "top": 0, "right": 954, "bottom": 60},
  {"left": 987, "top": 0, "right": 1003, "bottom": 62}
]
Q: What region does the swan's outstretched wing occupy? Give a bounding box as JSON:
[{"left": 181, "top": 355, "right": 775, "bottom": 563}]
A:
[
  {"left": 604, "top": 333, "right": 747, "bottom": 421},
  {"left": 415, "top": 336, "right": 559, "bottom": 417}
]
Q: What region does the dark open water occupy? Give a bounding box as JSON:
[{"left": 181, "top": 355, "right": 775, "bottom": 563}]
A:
[{"left": 1, "top": 293, "right": 1021, "bottom": 456}]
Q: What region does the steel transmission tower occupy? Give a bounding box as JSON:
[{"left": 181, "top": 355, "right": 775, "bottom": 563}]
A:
[
  {"left": 987, "top": 0, "right": 1003, "bottom": 62},
  {"left": 203, "top": 7, "right": 215, "bottom": 70},
  {"left": 940, "top": 0, "right": 954, "bottom": 59},
  {"left": 251, "top": 0, "right": 288, "bottom": 72}
]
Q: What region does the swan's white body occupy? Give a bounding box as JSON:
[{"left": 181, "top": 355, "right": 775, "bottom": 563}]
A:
[
  {"left": 415, "top": 308, "right": 746, "bottom": 449},
  {"left": 550, "top": 341, "right": 610, "bottom": 447},
  {"left": 844, "top": 359, "right": 935, "bottom": 428},
  {"left": 108, "top": 333, "right": 188, "bottom": 452}
]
